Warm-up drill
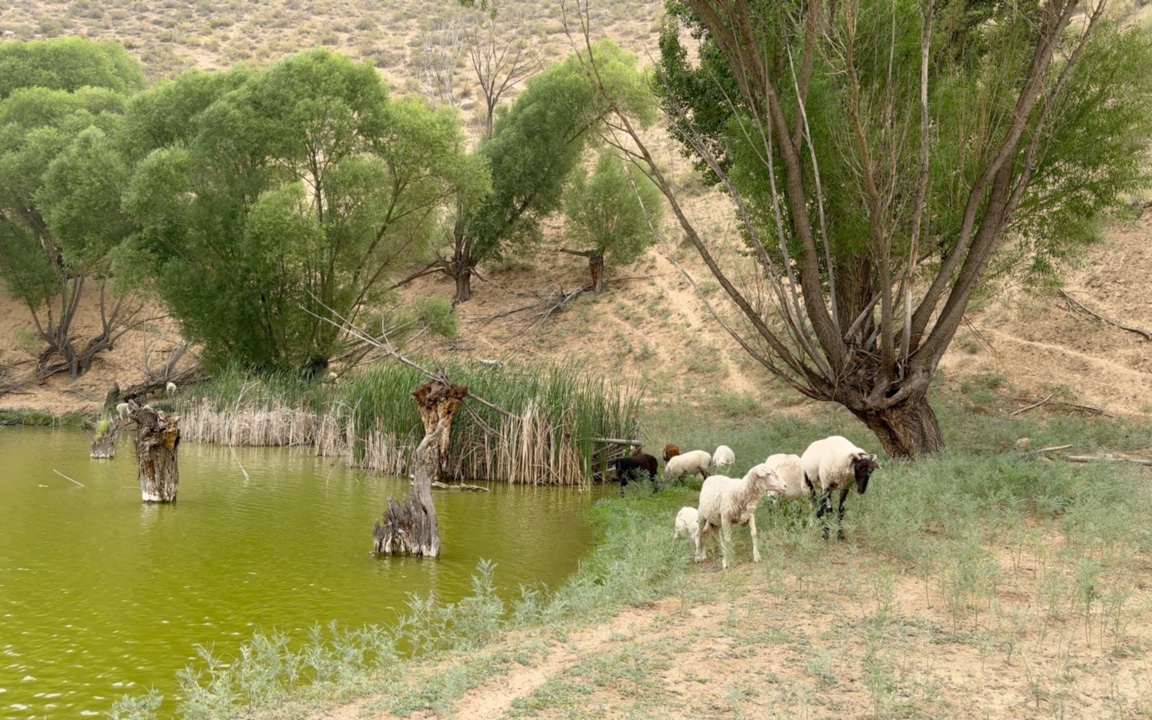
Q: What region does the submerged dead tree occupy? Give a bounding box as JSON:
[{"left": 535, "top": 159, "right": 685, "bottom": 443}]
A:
[
  {"left": 373, "top": 378, "right": 468, "bottom": 557},
  {"left": 133, "top": 403, "right": 181, "bottom": 502}
]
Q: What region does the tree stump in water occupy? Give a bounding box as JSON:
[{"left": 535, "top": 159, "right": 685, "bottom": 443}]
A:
[
  {"left": 90, "top": 421, "right": 118, "bottom": 459},
  {"left": 372, "top": 379, "right": 467, "bottom": 557},
  {"left": 134, "top": 404, "right": 181, "bottom": 502}
]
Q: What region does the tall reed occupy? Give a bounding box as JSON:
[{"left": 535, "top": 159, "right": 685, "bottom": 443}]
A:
[{"left": 178, "top": 359, "right": 641, "bottom": 485}]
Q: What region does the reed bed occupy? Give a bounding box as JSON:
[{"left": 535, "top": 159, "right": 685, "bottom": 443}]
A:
[
  {"left": 335, "top": 360, "right": 641, "bottom": 486},
  {"left": 178, "top": 359, "right": 641, "bottom": 484},
  {"left": 181, "top": 399, "right": 320, "bottom": 447}
]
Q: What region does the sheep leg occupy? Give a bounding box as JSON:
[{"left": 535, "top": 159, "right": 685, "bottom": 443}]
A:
[
  {"left": 816, "top": 488, "right": 833, "bottom": 540},
  {"left": 836, "top": 487, "right": 850, "bottom": 541},
  {"left": 720, "top": 516, "right": 731, "bottom": 570},
  {"left": 695, "top": 516, "right": 709, "bottom": 562},
  {"left": 749, "top": 514, "right": 760, "bottom": 563}
]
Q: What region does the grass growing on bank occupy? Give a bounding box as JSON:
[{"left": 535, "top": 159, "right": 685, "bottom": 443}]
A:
[
  {"left": 110, "top": 393, "right": 1152, "bottom": 719},
  {"left": 178, "top": 359, "right": 641, "bottom": 485}
]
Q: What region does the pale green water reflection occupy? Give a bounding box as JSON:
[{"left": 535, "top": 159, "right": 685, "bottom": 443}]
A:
[{"left": 0, "top": 427, "right": 604, "bottom": 719}]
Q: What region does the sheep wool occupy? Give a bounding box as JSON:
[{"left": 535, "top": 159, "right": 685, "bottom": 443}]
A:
[
  {"left": 663, "top": 449, "right": 713, "bottom": 483},
  {"left": 695, "top": 463, "right": 785, "bottom": 569},
  {"left": 673, "top": 506, "right": 700, "bottom": 543},
  {"left": 799, "top": 435, "right": 880, "bottom": 540},
  {"left": 711, "top": 445, "right": 735, "bottom": 471},
  {"left": 762, "top": 453, "right": 806, "bottom": 500}
]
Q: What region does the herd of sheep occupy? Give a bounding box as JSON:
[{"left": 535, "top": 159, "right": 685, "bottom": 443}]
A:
[{"left": 609, "top": 436, "right": 881, "bottom": 569}]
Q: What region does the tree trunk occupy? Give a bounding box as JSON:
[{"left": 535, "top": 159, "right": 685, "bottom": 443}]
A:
[
  {"left": 372, "top": 379, "right": 468, "bottom": 557},
  {"left": 454, "top": 267, "right": 472, "bottom": 304},
  {"left": 589, "top": 253, "right": 605, "bottom": 293},
  {"left": 134, "top": 404, "right": 181, "bottom": 502},
  {"left": 851, "top": 391, "right": 944, "bottom": 459},
  {"left": 90, "top": 421, "right": 118, "bottom": 459}
]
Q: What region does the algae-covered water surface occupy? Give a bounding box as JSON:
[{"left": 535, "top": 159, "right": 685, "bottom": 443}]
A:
[{"left": 0, "top": 427, "right": 602, "bottom": 719}]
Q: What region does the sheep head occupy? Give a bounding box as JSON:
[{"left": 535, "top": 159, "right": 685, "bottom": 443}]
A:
[
  {"left": 743, "top": 464, "right": 780, "bottom": 497},
  {"left": 851, "top": 452, "right": 880, "bottom": 494}
]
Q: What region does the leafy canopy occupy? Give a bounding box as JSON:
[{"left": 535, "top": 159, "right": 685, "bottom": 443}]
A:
[
  {"left": 564, "top": 149, "right": 663, "bottom": 266},
  {"left": 124, "top": 49, "right": 484, "bottom": 372}
]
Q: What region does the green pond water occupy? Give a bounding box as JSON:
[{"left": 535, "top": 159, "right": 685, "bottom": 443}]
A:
[{"left": 0, "top": 427, "right": 605, "bottom": 719}]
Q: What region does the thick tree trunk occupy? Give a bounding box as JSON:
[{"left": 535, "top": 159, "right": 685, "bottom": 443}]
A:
[
  {"left": 372, "top": 379, "right": 468, "bottom": 557},
  {"left": 851, "top": 392, "right": 944, "bottom": 459},
  {"left": 133, "top": 404, "right": 181, "bottom": 502}
]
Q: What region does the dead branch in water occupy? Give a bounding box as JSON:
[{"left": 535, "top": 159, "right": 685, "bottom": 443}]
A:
[
  {"left": 432, "top": 481, "right": 490, "bottom": 491},
  {"left": 1059, "top": 290, "right": 1152, "bottom": 340}
]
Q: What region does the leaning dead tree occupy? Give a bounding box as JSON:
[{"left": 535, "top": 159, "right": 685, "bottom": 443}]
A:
[
  {"left": 131, "top": 402, "right": 181, "bottom": 502},
  {"left": 373, "top": 378, "right": 468, "bottom": 557}
]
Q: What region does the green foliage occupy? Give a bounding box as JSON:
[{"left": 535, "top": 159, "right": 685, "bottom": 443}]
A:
[
  {"left": 456, "top": 40, "right": 656, "bottom": 267},
  {"left": 124, "top": 50, "right": 482, "bottom": 372},
  {"left": 564, "top": 149, "right": 663, "bottom": 269},
  {"left": 0, "top": 37, "right": 145, "bottom": 99}
]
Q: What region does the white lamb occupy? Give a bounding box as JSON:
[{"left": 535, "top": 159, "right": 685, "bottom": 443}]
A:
[
  {"left": 695, "top": 463, "right": 787, "bottom": 569},
  {"left": 799, "top": 435, "right": 880, "bottom": 541},
  {"left": 115, "top": 402, "right": 131, "bottom": 420},
  {"left": 663, "top": 449, "right": 713, "bottom": 484},
  {"left": 673, "top": 506, "right": 700, "bottom": 544},
  {"left": 711, "top": 445, "right": 735, "bottom": 471}
]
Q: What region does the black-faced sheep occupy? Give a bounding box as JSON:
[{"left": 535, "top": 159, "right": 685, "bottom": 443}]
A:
[
  {"left": 695, "top": 463, "right": 786, "bottom": 569},
  {"left": 608, "top": 452, "right": 660, "bottom": 496},
  {"left": 663, "top": 449, "right": 712, "bottom": 485},
  {"left": 799, "top": 435, "right": 880, "bottom": 541}
]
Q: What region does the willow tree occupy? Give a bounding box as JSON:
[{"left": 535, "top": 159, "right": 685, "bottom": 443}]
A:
[
  {"left": 588, "top": 0, "right": 1152, "bottom": 457},
  {"left": 439, "top": 39, "right": 655, "bottom": 303},
  {"left": 123, "top": 50, "right": 486, "bottom": 373},
  {"left": 0, "top": 39, "right": 145, "bottom": 379}
]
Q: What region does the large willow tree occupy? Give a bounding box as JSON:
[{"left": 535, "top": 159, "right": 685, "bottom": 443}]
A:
[{"left": 591, "top": 0, "right": 1152, "bottom": 456}]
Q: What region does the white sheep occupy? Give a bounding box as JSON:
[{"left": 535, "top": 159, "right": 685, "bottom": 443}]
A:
[
  {"left": 663, "top": 449, "right": 713, "bottom": 484},
  {"left": 115, "top": 402, "right": 131, "bottom": 420},
  {"left": 695, "top": 463, "right": 787, "bottom": 569},
  {"left": 799, "top": 435, "right": 880, "bottom": 541},
  {"left": 762, "top": 453, "right": 807, "bottom": 500},
  {"left": 165, "top": 381, "right": 177, "bottom": 395},
  {"left": 711, "top": 445, "right": 735, "bottom": 471},
  {"left": 673, "top": 506, "right": 700, "bottom": 544}
]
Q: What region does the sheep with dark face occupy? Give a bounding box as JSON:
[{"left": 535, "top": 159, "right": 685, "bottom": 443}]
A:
[
  {"left": 608, "top": 452, "right": 660, "bottom": 496},
  {"left": 799, "top": 436, "right": 880, "bottom": 541}
]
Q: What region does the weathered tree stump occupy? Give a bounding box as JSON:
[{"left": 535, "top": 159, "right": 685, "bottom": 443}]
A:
[
  {"left": 133, "top": 404, "right": 180, "bottom": 502},
  {"left": 90, "top": 419, "right": 118, "bottom": 459},
  {"left": 372, "top": 379, "right": 467, "bottom": 558}
]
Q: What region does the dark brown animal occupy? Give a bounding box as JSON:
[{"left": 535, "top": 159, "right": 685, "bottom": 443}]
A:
[
  {"left": 662, "top": 443, "right": 681, "bottom": 462},
  {"left": 609, "top": 452, "right": 660, "bottom": 496}
]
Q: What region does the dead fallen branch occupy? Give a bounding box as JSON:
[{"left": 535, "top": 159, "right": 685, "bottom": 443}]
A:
[
  {"left": 431, "top": 481, "right": 490, "bottom": 492},
  {"left": 1059, "top": 290, "right": 1152, "bottom": 340},
  {"left": 1065, "top": 454, "right": 1152, "bottom": 467},
  {"left": 1011, "top": 394, "right": 1052, "bottom": 415},
  {"left": 1023, "top": 444, "right": 1073, "bottom": 456}
]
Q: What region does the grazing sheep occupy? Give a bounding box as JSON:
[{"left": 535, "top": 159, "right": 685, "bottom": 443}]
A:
[
  {"left": 674, "top": 506, "right": 700, "bottom": 544},
  {"left": 609, "top": 452, "right": 660, "bottom": 496},
  {"left": 800, "top": 435, "right": 880, "bottom": 541},
  {"left": 762, "top": 453, "right": 806, "bottom": 500},
  {"left": 115, "top": 402, "right": 131, "bottom": 420},
  {"left": 695, "top": 463, "right": 786, "bottom": 569},
  {"left": 663, "top": 449, "right": 712, "bottom": 484},
  {"left": 711, "top": 445, "right": 735, "bottom": 471},
  {"left": 663, "top": 443, "right": 681, "bottom": 462},
  {"left": 165, "top": 381, "right": 177, "bottom": 395}
]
